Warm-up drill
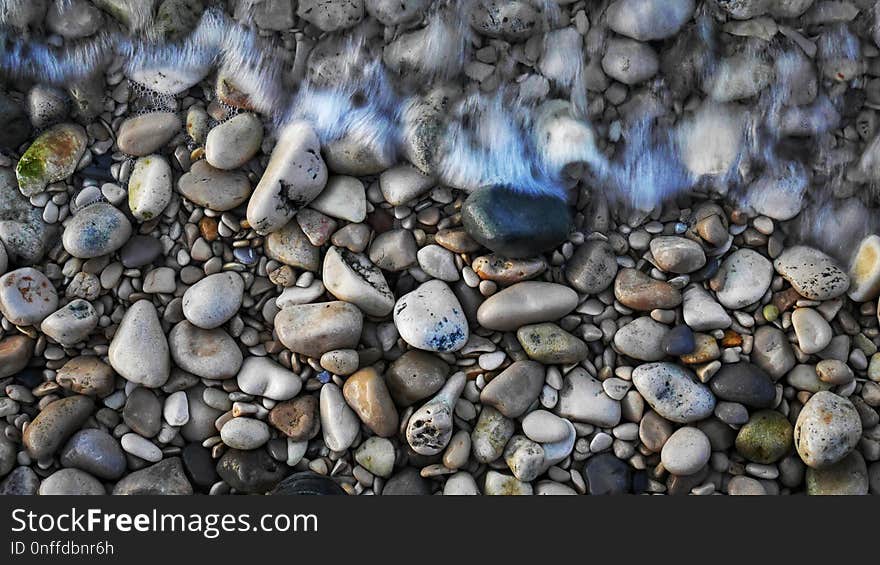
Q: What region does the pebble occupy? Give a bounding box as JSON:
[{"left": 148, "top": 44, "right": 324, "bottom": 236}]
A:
[
  {"left": 393, "top": 280, "right": 468, "bottom": 352},
  {"left": 40, "top": 299, "right": 98, "bottom": 347},
  {"left": 0, "top": 267, "right": 58, "bottom": 326},
  {"left": 709, "top": 362, "right": 776, "bottom": 408},
  {"left": 407, "top": 372, "right": 466, "bottom": 456},
  {"left": 555, "top": 367, "right": 621, "bottom": 427},
  {"left": 614, "top": 268, "right": 682, "bottom": 311},
  {"left": 476, "top": 281, "right": 578, "bottom": 331},
  {"left": 265, "top": 219, "right": 321, "bottom": 271},
  {"left": 727, "top": 475, "right": 766, "bottom": 495},
  {"left": 128, "top": 154, "right": 172, "bottom": 222},
  {"left": 182, "top": 272, "right": 244, "bottom": 329},
  {"left": 751, "top": 326, "right": 796, "bottom": 380},
  {"left": 269, "top": 395, "right": 320, "bottom": 441},
  {"left": 123, "top": 387, "right": 162, "bottom": 437},
  {"left": 320, "top": 349, "right": 359, "bottom": 375},
  {"left": 62, "top": 202, "right": 132, "bottom": 259},
  {"left": 650, "top": 236, "right": 706, "bottom": 274},
  {"left": 121, "top": 432, "right": 163, "bottom": 462},
  {"left": 566, "top": 240, "right": 618, "bottom": 294},
  {"left": 320, "top": 383, "right": 360, "bottom": 452},
  {"left": 794, "top": 391, "right": 862, "bottom": 469},
  {"left": 517, "top": 323, "right": 588, "bottom": 364},
  {"left": 661, "top": 427, "right": 711, "bottom": 476},
  {"left": 163, "top": 390, "right": 189, "bottom": 426},
  {"left": 323, "top": 246, "right": 395, "bottom": 317},
  {"left": 113, "top": 458, "right": 193, "bottom": 495},
  {"left": 0, "top": 335, "right": 34, "bottom": 378},
  {"left": 848, "top": 235, "right": 880, "bottom": 302},
  {"left": 805, "top": 451, "right": 869, "bottom": 495},
  {"left": 55, "top": 356, "right": 115, "bottom": 397},
  {"left": 15, "top": 123, "right": 87, "bottom": 196},
  {"left": 379, "top": 164, "right": 435, "bottom": 206},
  {"left": 682, "top": 284, "right": 732, "bottom": 330},
  {"left": 632, "top": 362, "right": 716, "bottom": 423},
  {"left": 275, "top": 301, "right": 363, "bottom": 358},
  {"left": 117, "top": 112, "right": 181, "bottom": 156},
  {"left": 480, "top": 360, "right": 545, "bottom": 418},
  {"left": 39, "top": 468, "right": 105, "bottom": 495},
  {"left": 220, "top": 417, "right": 271, "bottom": 450},
  {"left": 354, "top": 436, "right": 395, "bottom": 478},
  {"left": 774, "top": 246, "right": 850, "bottom": 301},
  {"left": 472, "top": 405, "right": 516, "bottom": 464},
  {"left": 23, "top": 395, "right": 93, "bottom": 459},
  {"left": 522, "top": 410, "right": 570, "bottom": 443},
  {"left": 177, "top": 159, "right": 252, "bottom": 211},
  {"left": 735, "top": 410, "right": 794, "bottom": 464},
  {"left": 473, "top": 254, "right": 547, "bottom": 285},
  {"left": 386, "top": 350, "right": 449, "bottom": 406},
  {"left": 109, "top": 300, "right": 171, "bottom": 388},
  {"left": 417, "top": 245, "right": 459, "bottom": 281},
  {"left": 606, "top": 0, "right": 695, "bottom": 41},
  {"left": 237, "top": 356, "right": 302, "bottom": 401},
  {"left": 583, "top": 453, "right": 631, "bottom": 495},
  {"left": 602, "top": 37, "right": 658, "bottom": 85},
  {"left": 791, "top": 307, "right": 833, "bottom": 354},
  {"left": 120, "top": 235, "right": 163, "bottom": 268},
  {"left": 309, "top": 176, "right": 367, "bottom": 223},
  {"left": 663, "top": 325, "right": 696, "bottom": 356},
  {"left": 205, "top": 112, "right": 263, "bottom": 170},
  {"left": 342, "top": 367, "right": 399, "bottom": 437},
  {"left": 0, "top": 168, "right": 54, "bottom": 265},
  {"left": 714, "top": 249, "right": 773, "bottom": 309},
  {"left": 614, "top": 316, "right": 670, "bottom": 361},
  {"left": 60, "top": 429, "right": 126, "bottom": 480},
  {"left": 369, "top": 229, "right": 418, "bottom": 271},
  {"left": 169, "top": 321, "right": 243, "bottom": 379}
]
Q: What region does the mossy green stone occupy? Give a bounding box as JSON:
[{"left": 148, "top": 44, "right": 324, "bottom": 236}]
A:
[
  {"left": 15, "top": 123, "right": 87, "bottom": 196},
  {"left": 735, "top": 409, "right": 793, "bottom": 464}
]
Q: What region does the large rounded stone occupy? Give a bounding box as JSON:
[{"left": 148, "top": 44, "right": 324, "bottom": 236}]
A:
[
  {"left": 632, "top": 362, "right": 716, "bottom": 423},
  {"left": 168, "top": 321, "right": 243, "bottom": 379},
  {"left": 794, "top": 391, "right": 862, "bottom": 469},
  {"left": 735, "top": 410, "right": 793, "bottom": 464},
  {"left": 393, "top": 280, "right": 468, "bottom": 353},
  {"left": 62, "top": 202, "right": 132, "bottom": 259},
  {"left": 23, "top": 395, "right": 94, "bottom": 460}
]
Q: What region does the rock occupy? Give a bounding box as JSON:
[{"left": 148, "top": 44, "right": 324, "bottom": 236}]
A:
[
  {"left": 382, "top": 467, "right": 431, "bottom": 495},
  {"left": 606, "top": 0, "right": 695, "bottom": 41},
  {"left": 480, "top": 360, "right": 544, "bottom": 418},
  {"left": 128, "top": 155, "right": 172, "bottom": 222},
  {"left": 164, "top": 390, "right": 189, "bottom": 426},
  {"left": 614, "top": 268, "right": 682, "bottom": 311},
  {"left": 791, "top": 307, "right": 832, "bottom": 354},
  {"left": 15, "top": 123, "right": 87, "bottom": 196},
  {"left": 393, "top": 280, "right": 468, "bottom": 353},
  {"left": 473, "top": 255, "right": 547, "bottom": 285},
  {"left": 849, "top": 235, "right": 880, "bottom": 302},
  {"left": 504, "top": 435, "right": 545, "bottom": 482},
  {"left": 444, "top": 471, "right": 480, "bottom": 495},
  {"left": 522, "top": 410, "right": 570, "bottom": 443},
  {"left": 120, "top": 235, "right": 163, "bottom": 268},
  {"left": 650, "top": 236, "right": 706, "bottom": 274},
  {"left": 62, "top": 202, "right": 132, "bottom": 259},
  {"left": 745, "top": 166, "right": 808, "bottom": 222},
  {"left": 704, "top": 54, "right": 773, "bottom": 102},
  {"left": 517, "top": 323, "right": 588, "bottom": 364},
  {"left": 471, "top": 1, "right": 538, "bottom": 40},
  {"left": 366, "top": 0, "right": 428, "bottom": 25},
  {"left": 406, "top": 372, "right": 466, "bottom": 456},
  {"left": 663, "top": 325, "right": 695, "bottom": 356},
  {"left": 472, "top": 405, "right": 515, "bottom": 464},
  {"left": 269, "top": 395, "right": 320, "bottom": 441},
  {"left": 216, "top": 449, "right": 284, "bottom": 494},
  {"left": 477, "top": 281, "right": 578, "bottom": 331},
  {"left": 120, "top": 432, "right": 162, "bottom": 462},
  {"left": 117, "top": 112, "right": 181, "bottom": 156},
  {"left": 751, "top": 326, "right": 796, "bottom": 380},
  {"left": 735, "top": 410, "right": 793, "bottom": 464},
  {"left": 794, "top": 391, "right": 862, "bottom": 468},
  {"left": 555, "top": 367, "right": 621, "bottom": 427},
  {"left": 323, "top": 246, "right": 394, "bottom": 317},
  {"left": 46, "top": 0, "right": 104, "bottom": 37},
  {"left": 168, "top": 321, "right": 243, "bottom": 379},
  {"left": 23, "top": 395, "right": 93, "bottom": 459},
  {"left": 0, "top": 267, "right": 58, "bottom": 326},
  {"left": 0, "top": 169, "right": 54, "bottom": 264},
  {"left": 123, "top": 387, "right": 162, "bottom": 437},
  {"left": 0, "top": 467, "right": 39, "bottom": 495},
  {"left": 320, "top": 349, "right": 359, "bottom": 375},
  {"left": 368, "top": 229, "right": 418, "bottom": 272},
  {"left": 632, "top": 362, "right": 716, "bottom": 423},
  {"left": 661, "top": 426, "right": 711, "bottom": 476},
  {"left": 583, "top": 453, "right": 632, "bottom": 495},
  {"left": 379, "top": 165, "right": 435, "bottom": 206},
  {"left": 55, "top": 356, "right": 115, "bottom": 397},
  {"left": 385, "top": 350, "right": 449, "bottom": 406},
  {"left": 177, "top": 159, "right": 252, "bottom": 211},
  {"left": 461, "top": 185, "right": 570, "bottom": 258},
  {"left": 682, "top": 285, "right": 732, "bottom": 330},
  {"left": 265, "top": 219, "right": 321, "bottom": 271},
  {"left": 320, "top": 383, "right": 360, "bottom": 452},
  {"left": 237, "top": 356, "right": 302, "bottom": 401},
  {"left": 354, "top": 436, "right": 395, "bottom": 478},
  {"left": 714, "top": 249, "right": 773, "bottom": 309},
  {"left": 181, "top": 442, "right": 217, "bottom": 490},
  {"left": 40, "top": 299, "right": 98, "bottom": 347},
  {"left": 182, "top": 272, "right": 244, "bottom": 329},
  {"left": 275, "top": 301, "right": 363, "bottom": 358},
  {"left": 613, "top": 317, "right": 670, "bottom": 361},
  {"left": 566, "top": 240, "right": 618, "bottom": 294},
  {"left": 297, "top": 0, "right": 363, "bottom": 32},
  {"left": 26, "top": 85, "right": 68, "bottom": 129},
  {"left": 113, "top": 457, "right": 193, "bottom": 495},
  {"left": 774, "top": 245, "right": 850, "bottom": 301},
  {"left": 342, "top": 367, "right": 398, "bottom": 437},
  {"left": 247, "top": 121, "right": 327, "bottom": 235},
  {"left": 806, "top": 451, "right": 869, "bottom": 495},
  {"left": 180, "top": 386, "right": 223, "bottom": 442},
  {"left": 221, "top": 417, "right": 271, "bottom": 450},
  {"left": 602, "top": 37, "right": 659, "bottom": 85},
  {"left": 205, "top": 113, "right": 263, "bottom": 170},
  {"left": 709, "top": 362, "right": 776, "bottom": 408},
  {"left": 109, "top": 300, "right": 170, "bottom": 388},
  {"left": 0, "top": 335, "right": 33, "bottom": 378},
  {"left": 59, "top": 429, "right": 125, "bottom": 480},
  {"left": 417, "top": 245, "right": 459, "bottom": 282},
  {"left": 39, "top": 468, "right": 105, "bottom": 495},
  {"left": 309, "top": 176, "right": 366, "bottom": 223}
]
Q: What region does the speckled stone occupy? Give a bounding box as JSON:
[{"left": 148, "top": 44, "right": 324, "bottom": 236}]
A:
[
  {"left": 795, "top": 391, "right": 862, "bottom": 469},
  {"left": 393, "top": 280, "right": 468, "bottom": 353},
  {"left": 735, "top": 410, "right": 793, "bottom": 464},
  {"left": 774, "top": 245, "right": 850, "bottom": 301},
  {"left": 516, "top": 323, "right": 588, "bottom": 364},
  {"left": 62, "top": 202, "right": 132, "bottom": 259}
]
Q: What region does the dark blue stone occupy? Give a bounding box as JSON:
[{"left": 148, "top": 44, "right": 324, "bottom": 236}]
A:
[
  {"left": 709, "top": 362, "right": 776, "bottom": 408},
  {"left": 234, "top": 246, "right": 258, "bottom": 265},
  {"left": 583, "top": 453, "right": 632, "bottom": 495},
  {"left": 462, "top": 185, "right": 571, "bottom": 258},
  {"left": 663, "top": 325, "right": 696, "bottom": 356}
]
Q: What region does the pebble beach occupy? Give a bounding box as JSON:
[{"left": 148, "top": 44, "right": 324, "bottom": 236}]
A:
[{"left": 1, "top": 0, "right": 880, "bottom": 496}]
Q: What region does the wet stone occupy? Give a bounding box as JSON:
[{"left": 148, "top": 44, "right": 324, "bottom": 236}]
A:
[{"left": 709, "top": 362, "right": 776, "bottom": 408}]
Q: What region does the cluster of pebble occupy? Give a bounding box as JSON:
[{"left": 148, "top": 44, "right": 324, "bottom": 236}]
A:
[{"left": 1, "top": 0, "right": 880, "bottom": 496}]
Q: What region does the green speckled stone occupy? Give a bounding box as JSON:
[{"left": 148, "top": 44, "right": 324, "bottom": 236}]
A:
[{"left": 735, "top": 409, "right": 793, "bottom": 464}]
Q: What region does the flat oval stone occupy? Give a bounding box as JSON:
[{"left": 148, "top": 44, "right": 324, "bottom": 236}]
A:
[
  {"left": 473, "top": 254, "right": 547, "bottom": 285},
  {"left": 342, "top": 367, "right": 399, "bottom": 437},
  {"left": 177, "top": 159, "right": 252, "bottom": 211},
  {"left": 40, "top": 299, "right": 98, "bottom": 347},
  {"left": 39, "top": 468, "right": 105, "bottom": 495},
  {"left": 60, "top": 429, "right": 126, "bottom": 480},
  {"left": 120, "top": 432, "right": 162, "bottom": 462},
  {"left": 62, "top": 202, "right": 132, "bottom": 259},
  {"left": 108, "top": 300, "right": 170, "bottom": 388},
  {"left": 632, "top": 362, "right": 716, "bottom": 423},
  {"left": 320, "top": 382, "right": 359, "bottom": 452},
  {"left": 120, "top": 235, "right": 163, "bottom": 268},
  {"left": 205, "top": 112, "right": 263, "bottom": 170},
  {"left": 661, "top": 426, "right": 711, "bottom": 476},
  {"left": 385, "top": 350, "right": 449, "bottom": 406},
  {"left": 220, "top": 417, "right": 271, "bottom": 450},
  {"left": 606, "top": 0, "right": 695, "bottom": 41},
  {"left": 709, "top": 362, "right": 775, "bottom": 408},
  {"left": 117, "top": 112, "right": 181, "bottom": 156},
  {"left": 751, "top": 326, "right": 796, "bottom": 380},
  {"left": 462, "top": 185, "right": 571, "bottom": 258},
  {"left": 354, "top": 436, "right": 395, "bottom": 478},
  {"left": 554, "top": 367, "right": 621, "bottom": 427},
  {"left": 275, "top": 301, "right": 363, "bottom": 358},
  {"left": 794, "top": 391, "right": 862, "bottom": 469},
  {"left": 614, "top": 268, "right": 682, "bottom": 311},
  {"left": 848, "top": 235, "right": 880, "bottom": 302},
  {"left": 182, "top": 272, "right": 244, "bottom": 329},
  {"left": 15, "top": 123, "right": 87, "bottom": 196},
  {"left": 602, "top": 37, "right": 658, "bottom": 85},
  {"left": 663, "top": 325, "right": 695, "bottom": 356},
  {"left": 323, "top": 246, "right": 395, "bottom": 317},
  {"left": 714, "top": 248, "right": 773, "bottom": 309},
  {"left": 774, "top": 245, "right": 850, "bottom": 301},
  {"left": 480, "top": 360, "right": 545, "bottom": 418},
  {"left": 477, "top": 281, "right": 578, "bottom": 331},
  {"left": 791, "top": 307, "right": 832, "bottom": 354},
  {"left": 181, "top": 386, "right": 223, "bottom": 442},
  {"left": 169, "top": 321, "right": 243, "bottom": 379},
  {"left": 237, "top": 356, "right": 302, "bottom": 401},
  {"left": 394, "top": 280, "right": 468, "bottom": 352},
  {"left": 650, "top": 236, "right": 706, "bottom": 274},
  {"left": 265, "top": 219, "right": 321, "bottom": 271},
  {"left": 735, "top": 410, "right": 793, "bottom": 464},
  {"left": 565, "top": 240, "right": 618, "bottom": 294},
  {"left": 55, "top": 356, "right": 115, "bottom": 397},
  {"left": 0, "top": 335, "right": 33, "bottom": 378},
  {"left": 215, "top": 449, "right": 283, "bottom": 494},
  {"left": 379, "top": 164, "right": 435, "bottom": 206},
  {"left": 614, "top": 316, "right": 670, "bottom": 361},
  {"left": 522, "top": 410, "right": 570, "bottom": 443},
  {"left": 23, "top": 395, "right": 94, "bottom": 459},
  {"left": 247, "top": 121, "right": 327, "bottom": 235},
  {"left": 182, "top": 443, "right": 217, "bottom": 491},
  {"left": 128, "top": 154, "right": 172, "bottom": 222},
  {"left": 0, "top": 267, "right": 58, "bottom": 326},
  {"left": 516, "top": 323, "right": 588, "bottom": 364},
  {"left": 113, "top": 457, "right": 193, "bottom": 495}
]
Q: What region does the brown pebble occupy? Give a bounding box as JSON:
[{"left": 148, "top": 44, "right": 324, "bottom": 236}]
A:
[
  {"left": 268, "top": 395, "right": 320, "bottom": 441},
  {"left": 0, "top": 335, "right": 34, "bottom": 378},
  {"left": 55, "top": 356, "right": 116, "bottom": 397},
  {"left": 614, "top": 268, "right": 682, "bottom": 311},
  {"left": 435, "top": 228, "right": 482, "bottom": 253},
  {"left": 342, "top": 367, "right": 399, "bottom": 437},
  {"left": 199, "top": 217, "right": 219, "bottom": 241}
]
